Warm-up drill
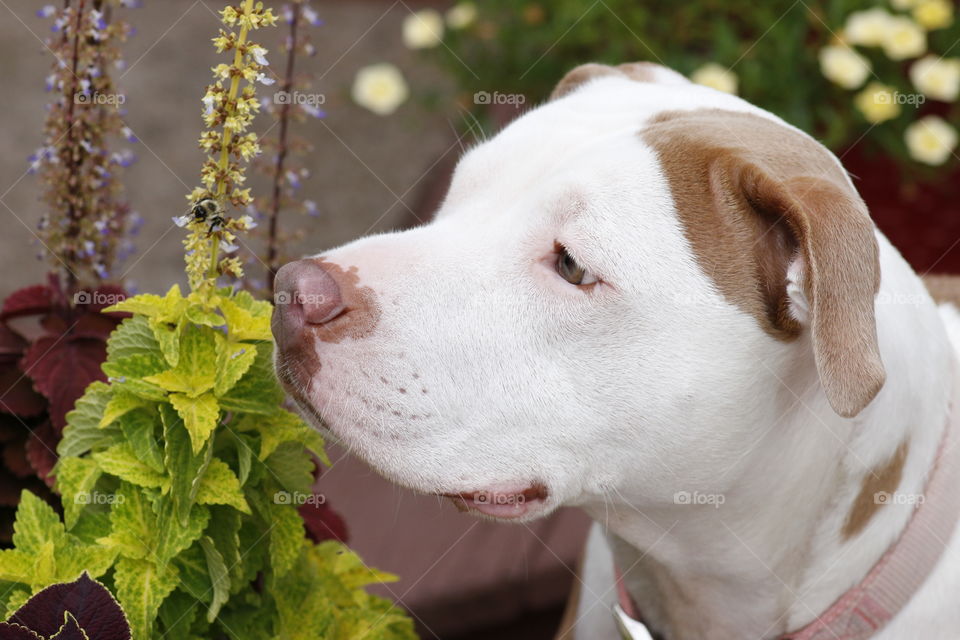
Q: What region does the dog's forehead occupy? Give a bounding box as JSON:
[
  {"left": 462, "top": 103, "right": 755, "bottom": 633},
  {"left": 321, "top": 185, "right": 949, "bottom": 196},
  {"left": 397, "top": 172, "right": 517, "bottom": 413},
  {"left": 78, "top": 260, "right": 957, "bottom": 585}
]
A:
[{"left": 448, "top": 77, "right": 783, "bottom": 207}]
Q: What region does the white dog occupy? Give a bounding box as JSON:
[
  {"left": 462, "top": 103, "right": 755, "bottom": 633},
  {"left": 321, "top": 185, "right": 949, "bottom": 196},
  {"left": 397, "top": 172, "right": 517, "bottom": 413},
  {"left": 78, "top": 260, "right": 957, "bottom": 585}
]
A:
[{"left": 272, "top": 62, "right": 960, "bottom": 640}]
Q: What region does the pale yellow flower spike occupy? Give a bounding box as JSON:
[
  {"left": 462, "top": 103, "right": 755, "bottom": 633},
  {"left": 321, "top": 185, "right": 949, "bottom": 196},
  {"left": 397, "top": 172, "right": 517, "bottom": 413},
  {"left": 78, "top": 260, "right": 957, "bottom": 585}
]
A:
[{"left": 183, "top": 0, "right": 277, "bottom": 297}]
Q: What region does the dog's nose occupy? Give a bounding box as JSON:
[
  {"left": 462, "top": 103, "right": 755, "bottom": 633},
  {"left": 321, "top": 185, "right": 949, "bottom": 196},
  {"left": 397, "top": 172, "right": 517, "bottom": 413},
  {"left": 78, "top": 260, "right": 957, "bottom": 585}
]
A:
[{"left": 274, "top": 259, "right": 345, "bottom": 325}]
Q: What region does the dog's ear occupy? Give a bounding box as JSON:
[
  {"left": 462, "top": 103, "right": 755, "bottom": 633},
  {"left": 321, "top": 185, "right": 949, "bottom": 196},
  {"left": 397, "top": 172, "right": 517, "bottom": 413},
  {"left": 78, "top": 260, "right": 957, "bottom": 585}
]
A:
[
  {"left": 732, "top": 160, "right": 886, "bottom": 418},
  {"left": 643, "top": 110, "right": 885, "bottom": 418},
  {"left": 550, "top": 62, "right": 689, "bottom": 100}
]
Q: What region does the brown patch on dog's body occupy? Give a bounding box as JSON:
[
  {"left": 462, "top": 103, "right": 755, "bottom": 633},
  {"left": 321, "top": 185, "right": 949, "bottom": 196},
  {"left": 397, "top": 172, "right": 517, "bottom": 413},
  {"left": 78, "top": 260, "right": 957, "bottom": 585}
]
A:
[
  {"left": 642, "top": 109, "right": 885, "bottom": 417},
  {"left": 310, "top": 259, "right": 381, "bottom": 344},
  {"left": 842, "top": 441, "right": 909, "bottom": 539},
  {"left": 924, "top": 274, "right": 960, "bottom": 308}
]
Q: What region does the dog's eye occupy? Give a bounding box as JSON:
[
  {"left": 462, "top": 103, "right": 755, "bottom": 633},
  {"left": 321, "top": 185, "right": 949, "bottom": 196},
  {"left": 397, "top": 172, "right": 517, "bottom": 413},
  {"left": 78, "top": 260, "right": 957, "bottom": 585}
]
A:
[{"left": 556, "top": 247, "right": 598, "bottom": 286}]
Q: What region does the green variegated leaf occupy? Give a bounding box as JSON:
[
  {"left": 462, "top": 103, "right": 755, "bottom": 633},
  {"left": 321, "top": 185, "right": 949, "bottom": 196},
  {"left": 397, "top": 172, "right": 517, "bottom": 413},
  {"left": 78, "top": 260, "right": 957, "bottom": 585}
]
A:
[
  {"left": 12, "top": 491, "right": 66, "bottom": 553},
  {"left": 120, "top": 408, "right": 165, "bottom": 473},
  {"left": 252, "top": 409, "right": 329, "bottom": 465},
  {"left": 196, "top": 458, "right": 249, "bottom": 513},
  {"left": 158, "top": 589, "right": 199, "bottom": 638},
  {"left": 150, "top": 317, "right": 181, "bottom": 369},
  {"left": 51, "top": 542, "right": 116, "bottom": 586},
  {"left": 93, "top": 443, "right": 169, "bottom": 490},
  {"left": 96, "top": 484, "right": 155, "bottom": 560},
  {"left": 0, "top": 549, "right": 35, "bottom": 584},
  {"left": 106, "top": 285, "right": 186, "bottom": 323},
  {"left": 99, "top": 392, "right": 152, "bottom": 428},
  {"left": 264, "top": 442, "right": 315, "bottom": 497},
  {"left": 145, "top": 325, "right": 218, "bottom": 397},
  {"left": 219, "top": 296, "right": 272, "bottom": 342},
  {"left": 218, "top": 345, "right": 283, "bottom": 415},
  {"left": 185, "top": 304, "right": 225, "bottom": 327},
  {"left": 114, "top": 556, "right": 179, "bottom": 640},
  {"left": 173, "top": 544, "right": 212, "bottom": 604},
  {"left": 169, "top": 393, "right": 219, "bottom": 454},
  {"left": 153, "top": 498, "right": 209, "bottom": 567},
  {"left": 266, "top": 500, "right": 304, "bottom": 578},
  {"left": 54, "top": 457, "right": 102, "bottom": 529},
  {"left": 199, "top": 536, "right": 229, "bottom": 623},
  {"left": 160, "top": 403, "right": 211, "bottom": 526},
  {"left": 60, "top": 382, "right": 122, "bottom": 458},
  {"left": 106, "top": 314, "right": 163, "bottom": 360},
  {"left": 207, "top": 507, "right": 242, "bottom": 587},
  {"left": 213, "top": 335, "right": 257, "bottom": 397}
]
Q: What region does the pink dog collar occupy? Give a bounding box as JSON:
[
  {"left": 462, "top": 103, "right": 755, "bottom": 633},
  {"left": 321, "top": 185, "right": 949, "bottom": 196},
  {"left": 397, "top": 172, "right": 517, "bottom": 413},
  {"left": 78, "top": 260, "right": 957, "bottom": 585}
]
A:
[{"left": 616, "top": 383, "right": 960, "bottom": 640}]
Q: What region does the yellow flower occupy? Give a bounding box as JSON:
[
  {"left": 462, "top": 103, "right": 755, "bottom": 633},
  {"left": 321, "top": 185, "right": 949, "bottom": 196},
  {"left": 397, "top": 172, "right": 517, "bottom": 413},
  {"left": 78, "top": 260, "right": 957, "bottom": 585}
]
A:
[
  {"left": 854, "top": 83, "right": 901, "bottom": 123},
  {"left": 881, "top": 16, "right": 927, "bottom": 60},
  {"left": 844, "top": 8, "right": 894, "bottom": 47},
  {"left": 402, "top": 9, "right": 444, "bottom": 49},
  {"left": 690, "top": 63, "right": 738, "bottom": 94},
  {"left": 909, "top": 55, "right": 960, "bottom": 101},
  {"left": 819, "top": 45, "right": 872, "bottom": 89},
  {"left": 352, "top": 63, "right": 410, "bottom": 116},
  {"left": 905, "top": 115, "right": 958, "bottom": 165},
  {"left": 446, "top": 2, "right": 477, "bottom": 30},
  {"left": 913, "top": 0, "right": 954, "bottom": 30}
]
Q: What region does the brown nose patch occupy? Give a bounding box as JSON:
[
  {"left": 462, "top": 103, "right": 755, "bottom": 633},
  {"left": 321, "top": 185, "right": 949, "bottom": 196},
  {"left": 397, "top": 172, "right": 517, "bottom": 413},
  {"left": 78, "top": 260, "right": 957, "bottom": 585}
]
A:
[{"left": 310, "top": 259, "right": 381, "bottom": 344}]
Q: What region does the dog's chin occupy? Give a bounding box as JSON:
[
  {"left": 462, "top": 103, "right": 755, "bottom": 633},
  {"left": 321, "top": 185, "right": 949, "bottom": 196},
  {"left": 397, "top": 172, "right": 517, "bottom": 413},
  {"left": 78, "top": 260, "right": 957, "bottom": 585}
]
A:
[{"left": 291, "top": 396, "right": 556, "bottom": 522}]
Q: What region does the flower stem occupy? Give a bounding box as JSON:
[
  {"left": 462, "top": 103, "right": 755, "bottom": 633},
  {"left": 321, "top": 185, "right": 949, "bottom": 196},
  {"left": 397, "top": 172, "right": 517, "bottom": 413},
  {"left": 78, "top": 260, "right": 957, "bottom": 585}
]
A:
[{"left": 266, "top": 2, "right": 301, "bottom": 292}]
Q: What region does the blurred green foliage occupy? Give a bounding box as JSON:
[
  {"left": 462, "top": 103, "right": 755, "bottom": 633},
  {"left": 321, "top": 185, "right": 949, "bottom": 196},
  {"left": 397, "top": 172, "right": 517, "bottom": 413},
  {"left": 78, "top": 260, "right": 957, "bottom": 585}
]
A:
[{"left": 434, "top": 1, "right": 960, "bottom": 167}]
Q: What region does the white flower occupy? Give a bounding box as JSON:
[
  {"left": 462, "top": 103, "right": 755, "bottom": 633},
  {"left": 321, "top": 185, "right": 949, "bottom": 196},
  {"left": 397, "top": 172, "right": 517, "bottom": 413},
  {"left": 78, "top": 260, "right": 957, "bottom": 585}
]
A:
[
  {"left": 237, "top": 215, "right": 257, "bottom": 230},
  {"left": 202, "top": 94, "right": 216, "bottom": 115},
  {"left": 402, "top": 9, "right": 444, "bottom": 49},
  {"left": 250, "top": 46, "right": 269, "bottom": 66},
  {"left": 912, "top": 0, "right": 954, "bottom": 31},
  {"left": 352, "top": 63, "right": 409, "bottom": 116},
  {"left": 690, "top": 63, "right": 738, "bottom": 94},
  {"left": 854, "top": 82, "right": 901, "bottom": 123},
  {"left": 256, "top": 72, "right": 276, "bottom": 86},
  {"left": 818, "top": 45, "right": 872, "bottom": 89},
  {"left": 905, "top": 115, "right": 958, "bottom": 165},
  {"left": 909, "top": 56, "right": 960, "bottom": 101},
  {"left": 881, "top": 16, "right": 926, "bottom": 60},
  {"left": 844, "top": 8, "right": 894, "bottom": 47},
  {"left": 446, "top": 3, "right": 477, "bottom": 30}
]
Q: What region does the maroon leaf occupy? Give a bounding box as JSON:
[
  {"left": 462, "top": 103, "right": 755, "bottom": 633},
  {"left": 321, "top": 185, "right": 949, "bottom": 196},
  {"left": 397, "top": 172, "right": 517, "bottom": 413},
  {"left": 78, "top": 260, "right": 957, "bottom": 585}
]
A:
[
  {"left": 0, "top": 623, "right": 41, "bottom": 640},
  {"left": 70, "top": 313, "right": 120, "bottom": 341},
  {"left": 26, "top": 422, "right": 58, "bottom": 488},
  {"left": 85, "top": 286, "right": 129, "bottom": 315},
  {"left": 20, "top": 337, "right": 107, "bottom": 430},
  {"left": 0, "top": 326, "right": 27, "bottom": 364},
  {"left": 0, "top": 466, "right": 24, "bottom": 507},
  {"left": 9, "top": 573, "right": 131, "bottom": 640},
  {"left": 47, "top": 615, "right": 85, "bottom": 640},
  {"left": 299, "top": 500, "right": 349, "bottom": 544},
  {"left": 3, "top": 436, "right": 33, "bottom": 479},
  {"left": 0, "top": 286, "right": 53, "bottom": 322},
  {"left": 0, "top": 368, "right": 46, "bottom": 419}
]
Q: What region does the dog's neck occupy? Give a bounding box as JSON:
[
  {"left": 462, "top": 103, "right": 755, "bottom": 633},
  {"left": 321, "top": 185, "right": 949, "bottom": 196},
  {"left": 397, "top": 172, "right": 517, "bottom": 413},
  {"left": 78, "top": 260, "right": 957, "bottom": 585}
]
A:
[{"left": 586, "top": 241, "right": 957, "bottom": 640}]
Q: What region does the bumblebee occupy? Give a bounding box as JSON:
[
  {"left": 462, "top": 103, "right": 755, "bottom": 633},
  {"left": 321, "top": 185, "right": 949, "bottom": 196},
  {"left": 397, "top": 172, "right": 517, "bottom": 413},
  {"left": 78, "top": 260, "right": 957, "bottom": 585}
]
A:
[{"left": 175, "top": 197, "right": 225, "bottom": 234}]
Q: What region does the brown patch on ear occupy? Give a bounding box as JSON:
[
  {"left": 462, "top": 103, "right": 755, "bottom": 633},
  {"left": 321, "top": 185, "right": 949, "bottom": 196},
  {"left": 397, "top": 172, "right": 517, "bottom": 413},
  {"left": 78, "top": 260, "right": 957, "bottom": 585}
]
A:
[
  {"left": 643, "top": 110, "right": 885, "bottom": 417},
  {"left": 842, "top": 441, "right": 909, "bottom": 539},
  {"left": 550, "top": 62, "right": 687, "bottom": 100},
  {"left": 924, "top": 274, "right": 960, "bottom": 307}
]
